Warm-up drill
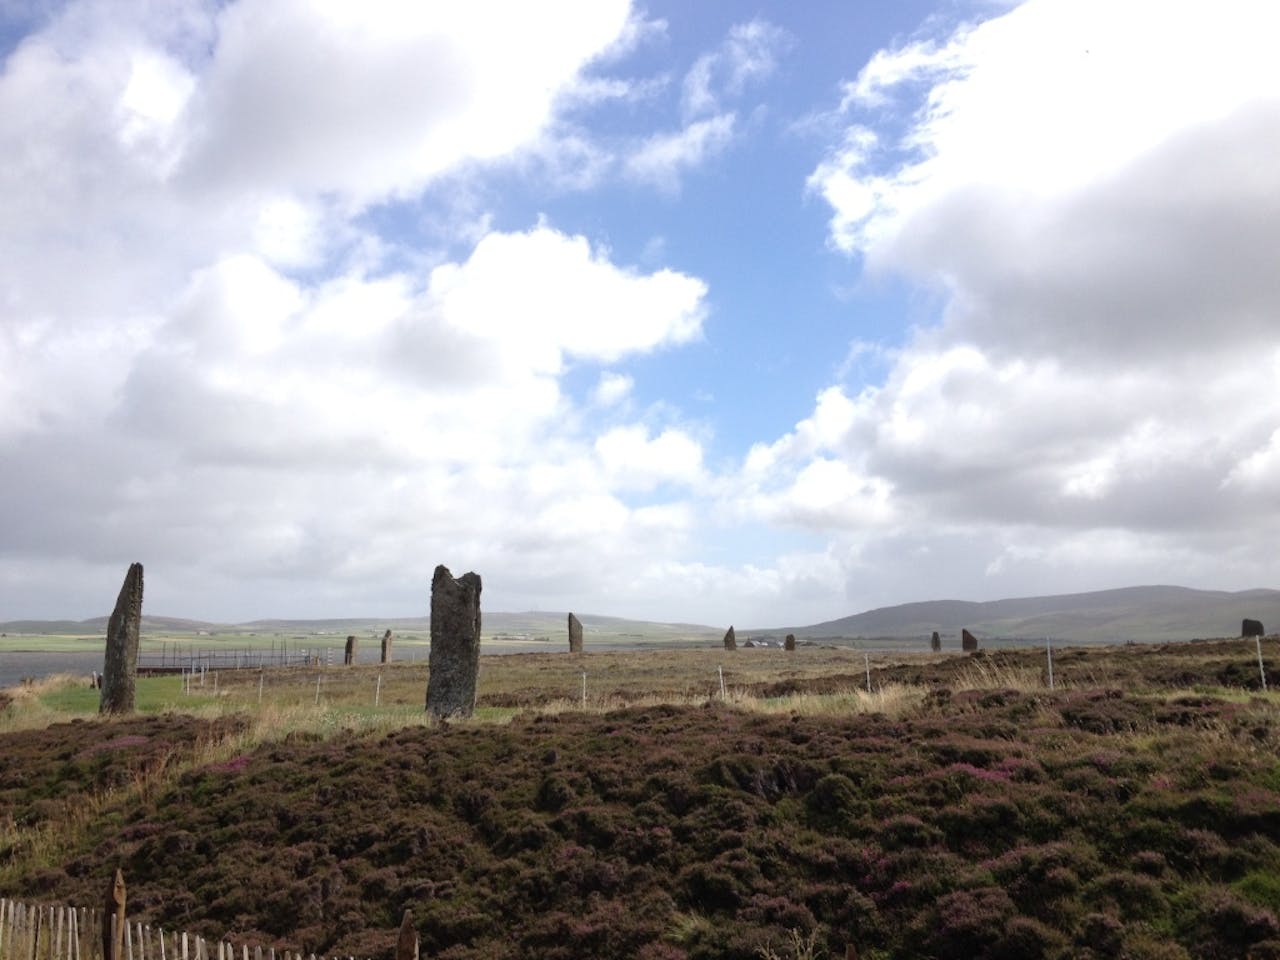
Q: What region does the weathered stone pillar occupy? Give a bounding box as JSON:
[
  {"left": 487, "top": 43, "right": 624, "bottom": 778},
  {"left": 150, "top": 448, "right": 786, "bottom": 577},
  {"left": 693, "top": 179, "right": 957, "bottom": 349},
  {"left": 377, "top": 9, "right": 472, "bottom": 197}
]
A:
[
  {"left": 101, "top": 869, "right": 126, "bottom": 960},
  {"left": 1243, "top": 618, "right": 1265, "bottom": 638},
  {"left": 961, "top": 628, "right": 978, "bottom": 652},
  {"left": 930, "top": 631, "right": 941, "bottom": 652},
  {"left": 723, "top": 625, "right": 736, "bottom": 651},
  {"left": 568, "top": 612, "right": 584, "bottom": 654},
  {"left": 784, "top": 633, "right": 796, "bottom": 651},
  {"left": 395, "top": 910, "right": 418, "bottom": 960},
  {"left": 100, "top": 563, "right": 143, "bottom": 715},
  {"left": 344, "top": 635, "right": 358, "bottom": 666},
  {"left": 426, "top": 565, "right": 482, "bottom": 719},
  {"left": 381, "top": 628, "right": 393, "bottom": 663}
]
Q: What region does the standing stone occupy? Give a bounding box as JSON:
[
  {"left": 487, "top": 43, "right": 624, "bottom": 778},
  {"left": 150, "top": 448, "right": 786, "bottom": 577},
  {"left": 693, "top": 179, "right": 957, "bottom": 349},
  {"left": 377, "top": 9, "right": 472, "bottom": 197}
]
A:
[
  {"left": 101, "top": 869, "right": 126, "bottom": 960},
  {"left": 1243, "top": 618, "right": 1265, "bottom": 638},
  {"left": 930, "top": 631, "right": 941, "bottom": 652},
  {"left": 961, "top": 628, "right": 978, "bottom": 652},
  {"left": 395, "top": 910, "right": 418, "bottom": 960},
  {"left": 723, "top": 626, "right": 737, "bottom": 651},
  {"left": 426, "top": 565, "right": 483, "bottom": 719},
  {"left": 567, "top": 613, "right": 584, "bottom": 654},
  {"left": 381, "top": 628, "right": 394, "bottom": 664},
  {"left": 784, "top": 633, "right": 796, "bottom": 651},
  {"left": 344, "top": 635, "right": 358, "bottom": 666},
  {"left": 100, "top": 563, "right": 143, "bottom": 715}
]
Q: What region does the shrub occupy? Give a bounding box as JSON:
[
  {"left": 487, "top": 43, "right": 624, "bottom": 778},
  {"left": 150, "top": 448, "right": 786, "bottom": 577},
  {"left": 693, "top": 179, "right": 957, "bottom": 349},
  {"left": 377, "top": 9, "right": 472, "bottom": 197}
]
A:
[
  {"left": 1059, "top": 691, "right": 1148, "bottom": 733},
  {"left": 1083, "top": 871, "right": 1169, "bottom": 922},
  {"left": 1179, "top": 889, "right": 1280, "bottom": 958},
  {"left": 909, "top": 886, "right": 1017, "bottom": 958},
  {"left": 805, "top": 773, "right": 859, "bottom": 821}
]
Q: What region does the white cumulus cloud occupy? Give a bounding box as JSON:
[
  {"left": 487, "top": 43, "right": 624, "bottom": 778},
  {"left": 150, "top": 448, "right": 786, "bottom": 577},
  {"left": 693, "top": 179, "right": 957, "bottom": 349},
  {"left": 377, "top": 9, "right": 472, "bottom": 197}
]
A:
[{"left": 763, "top": 0, "right": 1280, "bottom": 611}]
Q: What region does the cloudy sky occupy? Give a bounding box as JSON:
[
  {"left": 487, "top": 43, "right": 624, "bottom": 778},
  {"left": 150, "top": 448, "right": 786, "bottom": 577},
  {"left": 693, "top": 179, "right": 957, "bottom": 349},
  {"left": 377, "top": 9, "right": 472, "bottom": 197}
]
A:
[{"left": 2, "top": 0, "right": 1279, "bottom": 626}]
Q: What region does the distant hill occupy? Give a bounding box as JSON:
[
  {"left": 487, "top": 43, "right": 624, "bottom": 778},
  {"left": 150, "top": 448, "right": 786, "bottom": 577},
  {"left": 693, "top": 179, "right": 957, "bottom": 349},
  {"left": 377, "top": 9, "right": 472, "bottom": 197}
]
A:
[
  {"left": 765, "top": 585, "right": 1280, "bottom": 644},
  {"left": 5, "top": 585, "right": 1276, "bottom": 645}
]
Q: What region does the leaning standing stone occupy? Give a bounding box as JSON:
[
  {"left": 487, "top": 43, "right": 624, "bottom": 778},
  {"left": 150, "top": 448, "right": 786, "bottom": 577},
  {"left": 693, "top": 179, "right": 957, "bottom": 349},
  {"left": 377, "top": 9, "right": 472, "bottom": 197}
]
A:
[
  {"left": 100, "top": 563, "right": 143, "bottom": 715},
  {"left": 426, "top": 565, "right": 483, "bottom": 719},
  {"left": 723, "top": 625, "right": 737, "bottom": 651},
  {"left": 962, "top": 628, "right": 978, "bottom": 652},
  {"left": 381, "top": 628, "right": 394, "bottom": 663},
  {"left": 568, "top": 613, "right": 584, "bottom": 654}
]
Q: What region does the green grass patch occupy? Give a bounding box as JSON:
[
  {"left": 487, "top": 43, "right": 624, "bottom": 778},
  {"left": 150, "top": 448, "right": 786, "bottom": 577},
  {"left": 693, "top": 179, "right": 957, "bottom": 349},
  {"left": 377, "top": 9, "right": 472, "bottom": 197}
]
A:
[
  {"left": 1235, "top": 869, "right": 1280, "bottom": 914},
  {"left": 0, "top": 634, "right": 102, "bottom": 653},
  {"left": 35, "top": 676, "right": 213, "bottom": 714}
]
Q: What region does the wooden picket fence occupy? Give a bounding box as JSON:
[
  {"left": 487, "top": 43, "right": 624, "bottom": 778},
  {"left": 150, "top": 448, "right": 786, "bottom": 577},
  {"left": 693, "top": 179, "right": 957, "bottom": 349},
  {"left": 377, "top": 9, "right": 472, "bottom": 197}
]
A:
[{"left": 0, "top": 897, "right": 376, "bottom": 960}]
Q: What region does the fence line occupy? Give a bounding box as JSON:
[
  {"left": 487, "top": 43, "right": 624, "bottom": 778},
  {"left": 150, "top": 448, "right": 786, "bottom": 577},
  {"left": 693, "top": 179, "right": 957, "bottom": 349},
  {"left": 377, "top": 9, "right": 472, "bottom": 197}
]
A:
[
  {"left": 137, "top": 646, "right": 324, "bottom": 676},
  {"left": 0, "top": 897, "right": 385, "bottom": 960}
]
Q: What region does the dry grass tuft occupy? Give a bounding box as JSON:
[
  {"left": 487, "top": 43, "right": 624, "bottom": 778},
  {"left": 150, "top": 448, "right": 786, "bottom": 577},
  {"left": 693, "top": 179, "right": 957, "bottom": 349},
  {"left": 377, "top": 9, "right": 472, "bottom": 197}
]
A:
[
  {"left": 950, "top": 658, "right": 1051, "bottom": 692},
  {"left": 0, "top": 674, "right": 92, "bottom": 732},
  {"left": 732, "top": 683, "right": 927, "bottom": 719}
]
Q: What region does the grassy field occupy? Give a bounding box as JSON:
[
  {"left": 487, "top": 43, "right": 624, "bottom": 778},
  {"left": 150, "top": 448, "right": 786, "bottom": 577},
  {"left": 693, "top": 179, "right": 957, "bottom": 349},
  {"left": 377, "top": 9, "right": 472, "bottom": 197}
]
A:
[
  {"left": 0, "top": 612, "right": 727, "bottom": 655},
  {"left": 3, "top": 639, "right": 1280, "bottom": 959}
]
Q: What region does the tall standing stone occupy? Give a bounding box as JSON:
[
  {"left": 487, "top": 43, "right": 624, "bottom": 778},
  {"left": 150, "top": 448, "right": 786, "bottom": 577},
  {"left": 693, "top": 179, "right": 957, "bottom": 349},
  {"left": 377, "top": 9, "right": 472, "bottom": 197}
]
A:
[
  {"left": 1243, "top": 618, "right": 1265, "bottom": 638},
  {"left": 567, "top": 613, "right": 584, "bottom": 654},
  {"left": 930, "top": 631, "right": 942, "bottom": 652},
  {"left": 426, "top": 565, "right": 483, "bottom": 719},
  {"left": 344, "top": 635, "right": 358, "bottom": 666},
  {"left": 723, "top": 626, "right": 737, "bottom": 651},
  {"left": 100, "top": 563, "right": 143, "bottom": 715},
  {"left": 381, "top": 628, "right": 394, "bottom": 663},
  {"left": 961, "top": 628, "right": 978, "bottom": 652},
  {"left": 784, "top": 633, "right": 796, "bottom": 651}
]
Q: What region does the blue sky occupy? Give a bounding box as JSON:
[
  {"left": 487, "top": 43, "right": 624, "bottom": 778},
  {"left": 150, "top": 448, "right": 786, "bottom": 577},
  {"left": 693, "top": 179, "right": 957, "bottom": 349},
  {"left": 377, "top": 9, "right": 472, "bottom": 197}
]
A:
[{"left": 2, "top": 0, "right": 1279, "bottom": 626}]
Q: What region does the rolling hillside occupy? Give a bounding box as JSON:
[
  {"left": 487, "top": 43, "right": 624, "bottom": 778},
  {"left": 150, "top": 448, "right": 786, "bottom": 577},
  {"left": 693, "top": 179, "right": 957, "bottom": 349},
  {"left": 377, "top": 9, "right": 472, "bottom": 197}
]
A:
[
  {"left": 768, "top": 585, "right": 1280, "bottom": 643},
  {"left": 4, "top": 585, "right": 1276, "bottom": 645}
]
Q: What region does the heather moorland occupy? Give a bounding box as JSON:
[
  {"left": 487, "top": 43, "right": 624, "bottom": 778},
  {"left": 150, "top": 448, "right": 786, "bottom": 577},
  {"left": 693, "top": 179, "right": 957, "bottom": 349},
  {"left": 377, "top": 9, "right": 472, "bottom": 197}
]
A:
[{"left": 2, "top": 640, "right": 1280, "bottom": 960}]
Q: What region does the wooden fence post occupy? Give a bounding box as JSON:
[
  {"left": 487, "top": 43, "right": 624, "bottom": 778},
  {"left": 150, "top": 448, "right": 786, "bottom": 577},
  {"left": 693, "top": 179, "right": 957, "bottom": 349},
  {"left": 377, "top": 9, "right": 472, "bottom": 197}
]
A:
[
  {"left": 0, "top": 894, "right": 378, "bottom": 960},
  {"left": 102, "top": 871, "right": 125, "bottom": 960}
]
